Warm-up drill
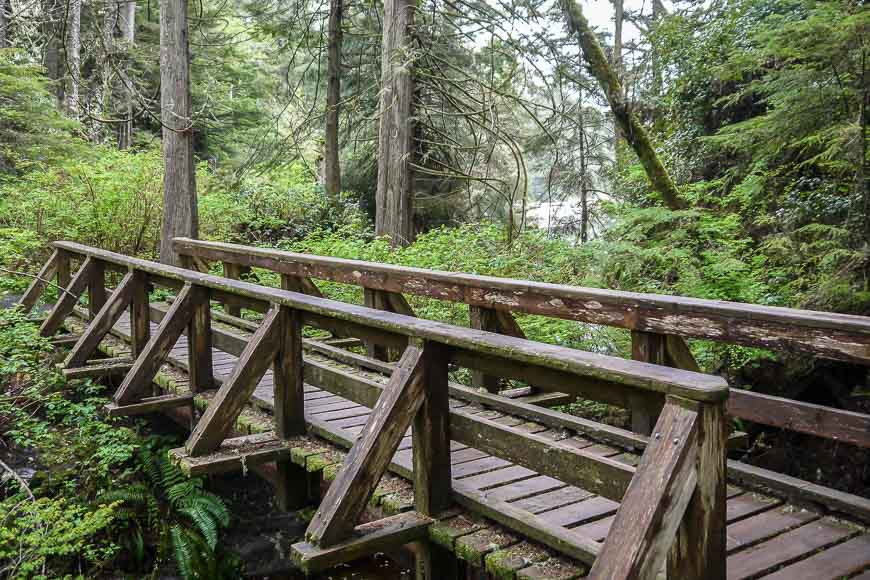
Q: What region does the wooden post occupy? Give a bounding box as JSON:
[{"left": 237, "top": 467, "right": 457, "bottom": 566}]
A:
[
  {"left": 185, "top": 306, "right": 281, "bottom": 456},
  {"left": 222, "top": 262, "right": 251, "bottom": 317},
  {"left": 87, "top": 259, "right": 107, "bottom": 319},
  {"left": 630, "top": 330, "right": 667, "bottom": 434},
  {"left": 667, "top": 400, "right": 727, "bottom": 579},
  {"left": 413, "top": 341, "right": 452, "bottom": 516},
  {"left": 114, "top": 283, "right": 197, "bottom": 405},
  {"left": 274, "top": 306, "right": 307, "bottom": 510},
  {"left": 469, "top": 306, "right": 501, "bottom": 393},
  {"left": 413, "top": 341, "right": 453, "bottom": 580},
  {"left": 187, "top": 286, "right": 214, "bottom": 392},
  {"left": 56, "top": 250, "right": 71, "bottom": 290},
  {"left": 130, "top": 271, "right": 151, "bottom": 357},
  {"left": 364, "top": 288, "right": 389, "bottom": 361}
]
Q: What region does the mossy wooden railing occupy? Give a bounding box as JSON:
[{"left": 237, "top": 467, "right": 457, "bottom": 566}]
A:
[
  {"left": 171, "top": 237, "right": 870, "bottom": 448},
  {"left": 21, "top": 241, "right": 731, "bottom": 579}
]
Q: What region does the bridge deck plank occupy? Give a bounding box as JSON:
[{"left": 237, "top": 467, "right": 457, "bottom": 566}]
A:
[{"left": 79, "top": 307, "right": 870, "bottom": 579}]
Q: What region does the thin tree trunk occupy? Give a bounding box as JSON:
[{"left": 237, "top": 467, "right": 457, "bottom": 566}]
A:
[
  {"left": 43, "top": 0, "right": 64, "bottom": 108},
  {"left": 612, "top": 0, "right": 623, "bottom": 160},
  {"left": 158, "top": 0, "right": 197, "bottom": 265},
  {"left": 0, "top": 0, "right": 8, "bottom": 48},
  {"left": 118, "top": 0, "right": 135, "bottom": 148},
  {"left": 66, "top": 0, "right": 81, "bottom": 117},
  {"left": 375, "top": 0, "right": 415, "bottom": 247},
  {"left": 578, "top": 89, "right": 589, "bottom": 244},
  {"left": 324, "top": 0, "right": 343, "bottom": 199},
  {"left": 560, "top": 0, "right": 686, "bottom": 211}
]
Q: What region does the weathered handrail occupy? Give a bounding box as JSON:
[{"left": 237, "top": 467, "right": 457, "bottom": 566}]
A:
[
  {"left": 173, "top": 237, "right": 870, "bottom": 363},
  {"left": 172, "top": 237, "right": 870, "bottom": 449},
  {"left": 19, "top": 241, "right": 730, "bottom": 578},
  {"left": 50, "top": 240, "right": 728, "bottom": 403}
]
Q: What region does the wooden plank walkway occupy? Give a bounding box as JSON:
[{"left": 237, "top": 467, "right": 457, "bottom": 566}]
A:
[{"left": 89, "top": 309, "right": 870, "bottom": 579}]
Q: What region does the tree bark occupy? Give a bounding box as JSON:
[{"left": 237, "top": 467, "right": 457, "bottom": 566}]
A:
[
  {"left": 578, "top": 89, "right": 589, "bottom": 244},
  {"left": 560, "top": 0, "right": 686, "bottom": 211},
  {"left": 375, "top": 0, "right": 415, "bottom": 247},
  {"left": 0, "top": 0, "right": 8, "bottom": 48},
  {"left": 324, "top": 0, "right": 343, "bottom": 199},
  {"left": 118, "top": 0, "right": 136, "bottom": 148},
  {"left": 66, "top": 0, "right": 82, "bottom": 117},
  {"left": 158, "top": 0, "right": 197, "bottom": 265},
  {"left": 42, "top": 0, "right": 65, "bottom": 108},
  {"left": 612, "top": 0, "right": 624, "bottom": 158}
]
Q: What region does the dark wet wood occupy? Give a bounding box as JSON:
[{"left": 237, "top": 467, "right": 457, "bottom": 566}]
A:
[
  {"left": 307, "top": 345, "right": 426, "bottom": 547},
  {"left": 729, "top": 389, "right": 870, "bottom": 448},
  {"left": 65, "top": 271, "right": 136, "bottom": 367},
  {"left": 274, "top": 307, "right": 305, "bottom": 438},
  {"left": 62, "top": 357, "right": 133, "bottom": 379},
  {"left": 113, "top": 283, "right": 196, "bottom": 405},
  {"left": 222, "top": 262, "right": 251, "bottom": 316},
  {"left": 40, "top": 256, "right": 96, "bottom": 336},
  {"left": 726, "top": 519, "right": 855, "bottom": 580},
  {"left": 19, "top": 249, "right": 59, "bottom": 312},
  {"left": 105, "top": 393, "right": 195, "bottom": 417},
  {"left": 171, "top": 432, "right": 295, "bottom": 476},
  {"left": 186, "top": 307, "right": 282, "bottom": 455},
  {"left": 590, "top": 397, "right": 699, "bottom": 579},
  {"left": 414, "top": 342, "right": 452, "bottom": 516},
  {"left": 53, "top": 241, "right": 728, "bottom": 404},
  {"left": 130, "top": 270, "right": 150, "bottom": 356},
  {"left": 187, "top": 285, "right": 214, "bottom": 392},
  {"left": 87, "top": 259, "right": 106, "bottom": 319},
  {"left": 292, "top": 511, "right": 433, "bottom": 573}
]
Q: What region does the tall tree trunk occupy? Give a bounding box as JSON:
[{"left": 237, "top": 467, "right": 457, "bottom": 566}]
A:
[
  {"left": 66, "top": 0, "right": 82, "bottom": 117},
  {"left": 118, "top": 0, "right": 135, "bottom": 148},
  {"left": 560, "top": 0, "right": 686, "bottom": 211},
  {"left": 324, "top": 0, "right": 343, "bottom": 199},
  {"left": 375, "top": 0, "right": 415, "bottom": 247},
  {"left": 612, "top": 0, "right": 623, "bottom": 159},
  {"left": 0, "top": 0, "right": 8, "bottom": 48},
  {"left": 43, "top": 0, "right": 65, "bottom": 107},
  {"left": 158, "top": 0, "right": 197, "bottom": 265},
  {"left": 578, "top": 89, "right": 589, "bottom": 244}
]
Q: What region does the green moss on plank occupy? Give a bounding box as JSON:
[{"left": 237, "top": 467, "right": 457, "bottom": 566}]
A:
[
  {"left": 456, "top": 528, "right": 519, "bottom": 568},
  {"left": 429, "top": 515, "right": 484, "bottom": 550},
  {"left": 485, "top": 542, "right": 551, "bottom": 580}
]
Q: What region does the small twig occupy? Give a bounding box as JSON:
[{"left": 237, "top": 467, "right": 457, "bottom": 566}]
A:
[
  {"left": 0, "top": 457, "right": 34, "bottom": 500},
  {"left": 0, "top": 268, "right": 76, "bottom": 300}
]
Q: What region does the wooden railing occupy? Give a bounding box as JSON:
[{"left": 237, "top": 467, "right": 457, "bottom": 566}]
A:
[
  {"left": 171, "top": 237, "right": 870, "bottom": 448},
  {"left": 21, "top": 241, "right": 730, "bottom": 579}
]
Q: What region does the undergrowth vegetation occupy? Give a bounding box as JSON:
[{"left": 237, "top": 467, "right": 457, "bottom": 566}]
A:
[{"left": 0, "top": 308, "right": 237, "bottom": 579}]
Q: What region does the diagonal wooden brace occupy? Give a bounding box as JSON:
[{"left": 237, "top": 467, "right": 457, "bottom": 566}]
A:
[
  {"left": 185, "top": 306, "right": 282, "bottom": 456},
  {"left": 113, "top": 283, "right": 199, "bottom": 405},
  {"left": 589, "top": 396, "right": 700, "bottom": 580},
  {"left": 40, "top": 257, "right": 96, "bottom": 337},
  {"left": 19, "top": 250, "right": 59, "bottom": 313},
  {"left": 64, "top": 271, "right": 136, "bottom": 368},
  {"left": 306, "top": 344, "right": 426, "bottom": 547}
]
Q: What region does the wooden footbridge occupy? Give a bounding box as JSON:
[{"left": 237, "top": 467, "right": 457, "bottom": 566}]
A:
[{"left": 17, "top": 239, "right": 870, "bottom": 580}]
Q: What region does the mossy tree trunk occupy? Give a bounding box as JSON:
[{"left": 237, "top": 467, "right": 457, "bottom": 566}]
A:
[{"left": 560, "top": 0, "right": 686, "bottom": 211}]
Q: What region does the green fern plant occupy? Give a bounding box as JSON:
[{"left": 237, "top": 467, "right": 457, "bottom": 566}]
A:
[{"left": 99, "top": 442, "right": 237, "bottom": 579}]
